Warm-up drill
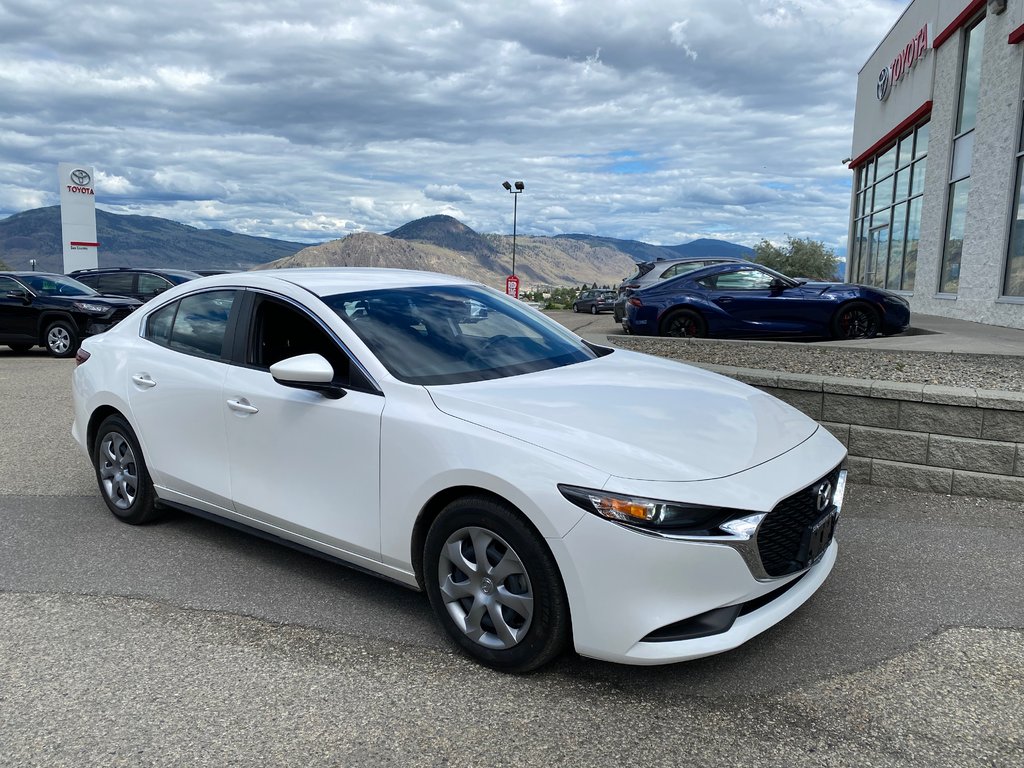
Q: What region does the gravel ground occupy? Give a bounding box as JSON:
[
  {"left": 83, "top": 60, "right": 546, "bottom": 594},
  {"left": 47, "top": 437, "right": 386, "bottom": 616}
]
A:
[{"left": 613, "top": 336, "right": 1024, "bottom": 393}]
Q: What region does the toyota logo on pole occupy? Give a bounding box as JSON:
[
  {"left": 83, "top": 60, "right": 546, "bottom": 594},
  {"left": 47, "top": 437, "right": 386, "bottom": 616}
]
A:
[{"left": 70, "top": 168, "right": 92, "bottom": 187}]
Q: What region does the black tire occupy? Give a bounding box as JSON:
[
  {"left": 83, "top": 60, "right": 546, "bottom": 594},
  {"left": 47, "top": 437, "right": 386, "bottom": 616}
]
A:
[
  {"left": 7, "top": 343, "right": 33, "bottom": 353},
  {"left": 423, "top": 496, "right": 570, "bottom": 673},
  {"left": 831, "top": 301, "right": 880, "bottom": 340},
  {"left": 44, "top": 319, "right": 78, "bottom": 358},
  {"left": 572, "top": 304, "right": 579, "bottom": 313},
  {"left": 590, "top": 305, "right": 598, "bottom": 315},
  {"left": 660, "top": 308, "right": 706, "bottom": 338},
  {"left": 92, "top": 414, "right": 163, "bottom": 524}
]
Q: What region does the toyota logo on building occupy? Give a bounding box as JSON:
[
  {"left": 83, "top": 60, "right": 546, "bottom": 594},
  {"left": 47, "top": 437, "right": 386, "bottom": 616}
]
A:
[
  {"left": 876, "top": 66, "right": 892, "bottom": 102},
  {"left": 815, "top": 480, "right": 833, "bottom": 513},
  {"left": 69, "top": 169, "right": 92, "bottom": 187}
]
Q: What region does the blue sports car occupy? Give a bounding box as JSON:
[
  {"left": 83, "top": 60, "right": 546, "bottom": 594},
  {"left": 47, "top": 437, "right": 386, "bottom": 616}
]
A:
[{"left": 623, "top": 262, "right": 911, "bottom": 340}]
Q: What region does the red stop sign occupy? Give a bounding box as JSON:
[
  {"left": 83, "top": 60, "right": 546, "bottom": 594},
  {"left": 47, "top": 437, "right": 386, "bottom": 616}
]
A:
[{"left": 505, "top": 275, "right": 520, "bottom": 298}]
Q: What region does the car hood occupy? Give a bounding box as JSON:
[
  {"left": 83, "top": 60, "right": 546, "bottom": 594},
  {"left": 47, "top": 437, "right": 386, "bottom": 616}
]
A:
[{"left": 426, "top": 349, "right": 818, "bottom": 482}]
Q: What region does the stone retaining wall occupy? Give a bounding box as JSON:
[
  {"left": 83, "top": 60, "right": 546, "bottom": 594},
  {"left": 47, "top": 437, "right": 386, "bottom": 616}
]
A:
[{"left": 698, "top": 364, "right": 1024, "bottom": 502}]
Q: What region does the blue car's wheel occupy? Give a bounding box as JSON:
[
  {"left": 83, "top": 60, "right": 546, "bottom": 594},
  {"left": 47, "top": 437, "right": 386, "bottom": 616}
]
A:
[
  {"left": 660, "top": 309, "right": 706, "bottom": 338},
  {"left": 832, "top": 302, "right": 879, "bottom": 340}
]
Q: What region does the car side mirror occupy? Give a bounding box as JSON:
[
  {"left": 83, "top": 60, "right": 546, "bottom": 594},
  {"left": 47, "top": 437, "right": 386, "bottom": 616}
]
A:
[
  {"left": 769, "top": 278, "right": 786, "bottom": 295},
  {"left": 270, "top": 353, "right": 346, "bottom": 399},
  {"left": 6, "top": 289, "right": 31, "bottom": 303}
]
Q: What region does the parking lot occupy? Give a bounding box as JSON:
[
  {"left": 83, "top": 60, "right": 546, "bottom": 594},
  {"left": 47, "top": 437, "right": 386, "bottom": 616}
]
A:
[{"left": 1, "top": 349, "right": 1022, "bottom": 767}]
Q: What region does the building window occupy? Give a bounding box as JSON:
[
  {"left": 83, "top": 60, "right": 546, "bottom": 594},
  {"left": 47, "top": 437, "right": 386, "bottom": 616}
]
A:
[
  {"left": 940, "top": 14, "right": 986, "bottom": 295},
  {"left": 851, "top": 121, "right": 928, "bottom": 290},
  {"left": 1004, "top": 86, "right": 1024, "bottom": 296}
]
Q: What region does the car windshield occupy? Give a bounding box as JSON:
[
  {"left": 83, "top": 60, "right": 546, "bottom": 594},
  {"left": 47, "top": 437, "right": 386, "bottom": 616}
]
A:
[
  {"left": 19, "top": 274, "right": 98, "bottom": 297},
  {"left": 324, "top": 285, "right": 598, "bottom": 385}
]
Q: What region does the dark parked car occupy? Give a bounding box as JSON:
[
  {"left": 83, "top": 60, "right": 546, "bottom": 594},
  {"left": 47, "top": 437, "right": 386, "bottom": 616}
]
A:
[
  {"left": 0, "top": 272, "right": 141, "bottom": 357},
  {"left": 623, "top": 262, "right": 910, "bottom": 340},
  {"left": 573, "top": 289, "right": 617, "bottom": 314},
  {"left": 69, "top": 267, "right": 201, "bottom": 302},
  {"left": 613, "top": 257, "right": 748, "bottom": 322}
]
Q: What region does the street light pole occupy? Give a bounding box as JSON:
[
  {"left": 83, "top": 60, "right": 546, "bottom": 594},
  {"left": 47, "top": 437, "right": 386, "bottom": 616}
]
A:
[{"left": 502, "top": 180, "right": 525, "bottom": 276}]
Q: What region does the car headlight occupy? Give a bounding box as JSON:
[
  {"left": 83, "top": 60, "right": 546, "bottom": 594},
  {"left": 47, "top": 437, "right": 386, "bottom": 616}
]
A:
[
  {"left": 558, "top": 484, "right": 733, "bottom": 533},
  {"left": 72, "top": 301, "right": 110, "bottom": 314}
]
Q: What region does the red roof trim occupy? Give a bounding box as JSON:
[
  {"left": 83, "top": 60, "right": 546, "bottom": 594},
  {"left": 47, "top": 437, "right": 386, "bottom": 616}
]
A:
[
  {"left": 849, "top": 101, "right": 933, "bottom": 169},
  {"left": 1009, "top": 23, "right": 1024, "bottom": 45},
  {"left": 933, "top": 0, "right": 986, "bottom": 49}
]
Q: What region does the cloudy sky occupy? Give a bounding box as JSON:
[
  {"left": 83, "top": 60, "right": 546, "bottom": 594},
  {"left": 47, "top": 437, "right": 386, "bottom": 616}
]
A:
[{"left": 1, "top": 0, "right": 908, "bottom": 254}]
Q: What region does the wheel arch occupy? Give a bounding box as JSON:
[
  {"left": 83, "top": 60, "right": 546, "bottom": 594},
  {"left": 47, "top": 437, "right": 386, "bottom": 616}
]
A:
[
  {"left": 35, "top": 311, "right": 79, "bottom": 343},
  {"left": 657, "top": 304, "right": 706, "bottom": 335},
  {"left": 410, "top": 485, "right": 548, "bottom": 591},
  {"left": 86, "top": 405, "right": 129, "bottom": 462}
]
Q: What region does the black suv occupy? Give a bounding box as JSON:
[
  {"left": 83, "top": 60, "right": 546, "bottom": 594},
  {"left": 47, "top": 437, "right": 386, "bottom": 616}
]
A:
[
  {"left": 68, "top": 267, "right": 201, "bottom": 302},
  {"left": 0, "top": 272, "right": 142, "bottom": 357}
]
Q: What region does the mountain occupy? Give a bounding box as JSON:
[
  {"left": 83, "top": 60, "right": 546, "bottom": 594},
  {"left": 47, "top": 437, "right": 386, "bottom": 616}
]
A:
[
  {"left": 1, "top": 206, "right": 757, "bottom": 288},
  {"left": 0, "top": 206, "right": 307, "bottom": 273},
  {"left": 261, "top": 221, "right": 638, "bottom": 288},
  {"left": 667, "top": 238, "right": 755, "bottom": 259},
  {"left": 555, "top": 234, "right": 754, "bottom": 263}
]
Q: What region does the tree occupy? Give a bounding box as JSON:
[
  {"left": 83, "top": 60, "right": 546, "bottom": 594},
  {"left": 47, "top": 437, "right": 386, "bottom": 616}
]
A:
[{"left": 754, "top": 236, "right": 840, "bottom": 280}]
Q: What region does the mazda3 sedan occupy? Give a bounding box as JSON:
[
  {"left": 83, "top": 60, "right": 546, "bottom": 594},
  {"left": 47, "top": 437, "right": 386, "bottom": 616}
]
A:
[{"left": 71, "top": 268, "right": 847, "bottom": 671}]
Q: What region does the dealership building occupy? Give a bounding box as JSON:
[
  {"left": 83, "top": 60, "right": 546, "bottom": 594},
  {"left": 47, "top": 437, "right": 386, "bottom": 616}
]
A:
[{"left": 848, "top": 0, "right": 1024, "bottom": 329}]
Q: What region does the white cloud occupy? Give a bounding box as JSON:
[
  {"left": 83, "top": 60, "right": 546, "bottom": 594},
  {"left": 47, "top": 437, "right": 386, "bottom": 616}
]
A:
[{"left": 0, "top": 0, "right": 907, "bottom": 251}]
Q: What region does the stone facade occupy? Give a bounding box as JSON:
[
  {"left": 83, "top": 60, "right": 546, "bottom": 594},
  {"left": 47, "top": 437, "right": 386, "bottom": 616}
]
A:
[{"left": 704, "top": 363, "right": 1024, "bottom": 502}]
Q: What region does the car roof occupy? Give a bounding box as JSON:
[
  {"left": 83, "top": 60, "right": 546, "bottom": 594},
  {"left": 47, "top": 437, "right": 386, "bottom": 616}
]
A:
[
  {"left": 641, "top": 256, "right": 748, "bottom": 267},
  {"left": 210, "top": 267, "right": 475, "bottom": 298},
  {"left": 70, "top": 267, "right": 201, "bottom": 277}
]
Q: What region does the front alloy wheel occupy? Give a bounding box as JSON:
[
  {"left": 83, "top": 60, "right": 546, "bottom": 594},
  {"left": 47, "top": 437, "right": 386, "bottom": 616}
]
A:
[
  {"left": 424, "top": 496, "right": 569, "bottom": 672},
  {"left": 45, "top": 320, "right": 78, "bottom": 358},
  {"left": 832, "top": 302, "right": 879, "bottom": 340},
  {"left": 437, "top": 526, "right": 534, "bottom": 650}
]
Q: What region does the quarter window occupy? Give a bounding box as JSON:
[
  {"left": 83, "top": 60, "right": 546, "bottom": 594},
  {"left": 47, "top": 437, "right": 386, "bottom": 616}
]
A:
[{"left": 144, "top": 291, "right": 235, "bottom": 359}]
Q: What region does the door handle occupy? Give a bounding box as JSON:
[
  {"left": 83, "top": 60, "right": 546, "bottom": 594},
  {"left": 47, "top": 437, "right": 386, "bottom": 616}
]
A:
[
  {"left": 131, "top": 373, "right": 156, "bottom": 389},
  {"left": 226, "top": 397, "right": 259, "bottom": 415}
]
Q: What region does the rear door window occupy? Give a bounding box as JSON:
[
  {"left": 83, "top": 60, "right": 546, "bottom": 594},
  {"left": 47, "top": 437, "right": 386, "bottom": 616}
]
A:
[{"left": 96, "top": 273, "right": 136, "bottom": 296}]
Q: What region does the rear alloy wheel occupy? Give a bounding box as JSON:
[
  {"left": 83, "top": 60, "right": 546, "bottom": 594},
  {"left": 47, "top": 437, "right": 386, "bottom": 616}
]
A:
[
  {"left": 572, "top": 304, "right": 579, "bottom": 313},
  {"left": 93, "top": 414, "right": 162, "bottom": 524},
  {"left": 832, "top": 302, "right": 880, "bottom": 340},
  {"left": 424, "top": 496, "right": 569, "bottom": 672},
  {"left": 44, "top": 320, "right": 78, "bottom": 358},
  {"left": 660, "top": 308, "right": 706, "bottom": 338},
  {"left": 590, "top": 305, "right": 598, "bottom": 315}
]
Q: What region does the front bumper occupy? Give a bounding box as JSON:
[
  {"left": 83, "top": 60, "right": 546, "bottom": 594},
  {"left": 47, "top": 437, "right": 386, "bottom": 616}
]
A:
[
  {"left": 551, "top": 510, "right": 838, "bottom": 665},
  {"left": 549, "top": 429, "right": 847, "bottom": 665}
]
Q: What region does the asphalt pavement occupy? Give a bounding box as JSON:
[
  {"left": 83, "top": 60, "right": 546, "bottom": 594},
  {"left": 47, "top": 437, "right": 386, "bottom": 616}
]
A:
[{"left": 1, "top": 350, "right": 1022, "bottom": 767}]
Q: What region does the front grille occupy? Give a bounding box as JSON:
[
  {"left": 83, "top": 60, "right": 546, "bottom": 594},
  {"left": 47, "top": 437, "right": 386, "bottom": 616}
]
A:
[{"left": 757, "top": 466, "right": 841, "bottom": 577}]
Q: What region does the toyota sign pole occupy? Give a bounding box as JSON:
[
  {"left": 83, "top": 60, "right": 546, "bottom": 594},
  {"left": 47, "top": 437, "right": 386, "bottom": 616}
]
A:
[
  {"left": 58, "top": 162, "right": 99, "bottom": 273},
  {"left": 502, "top": 180, "right": 524, "bottom": 298}
]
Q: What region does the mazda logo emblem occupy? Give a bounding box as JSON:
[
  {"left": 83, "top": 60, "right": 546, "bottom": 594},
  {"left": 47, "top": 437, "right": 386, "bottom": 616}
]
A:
[
  {"left": 876, "top": 66, "right": 891, "bottom": 101},
  {"left": 70, "top": 169, "right": 92, "bottom": 187},
  {"left": 815, "top": 480, "right": 833, "bottom": 513}
]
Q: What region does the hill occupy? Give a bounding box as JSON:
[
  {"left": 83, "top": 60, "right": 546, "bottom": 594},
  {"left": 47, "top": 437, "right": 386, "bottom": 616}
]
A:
[
  {"left": 0, "top": 206, "right": 756, "bottom": 288},
  {"left": 261, "top": 222, "right": 638, "bottom": 288},
  {"left": 0, "top": 206, "right": 307, "bottom": 273},
  {"left": 555, "top": 234, "right": 754, "bottom": 262}
]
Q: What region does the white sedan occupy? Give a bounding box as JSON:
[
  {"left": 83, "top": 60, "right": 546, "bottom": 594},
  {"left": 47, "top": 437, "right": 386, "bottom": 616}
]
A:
[{"left": 71, "top": 268, "right": 847, "bottom": 671}]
